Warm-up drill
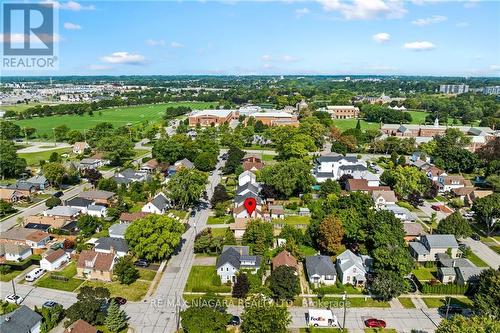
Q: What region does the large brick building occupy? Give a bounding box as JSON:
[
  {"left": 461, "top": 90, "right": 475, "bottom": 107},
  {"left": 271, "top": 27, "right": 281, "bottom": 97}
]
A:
[
  {"left": 323, "top": 105, "right": 360, "bottom": 119},
  {"left": 188, "top": 109, "right": 238, "bottom": 127},
  {"left": 248, "top": 111, "right": 299, "bottom": 127}
]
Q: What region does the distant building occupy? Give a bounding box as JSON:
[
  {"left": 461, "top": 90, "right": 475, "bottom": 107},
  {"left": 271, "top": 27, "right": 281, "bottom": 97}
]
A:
[
  {"left": 73, "top": 142, "right": 89, "bottom": 154},
  {"left": 439, "top": 84, "right": 469, "bottom": 95},
  {"left": 188, "top": 109, "right": 238, "bottom": 127},
  {"left": 322, "top": 105, "right": 360, "bottom": 119},
  {"left": 248, "top": 112, "right": 299, "bottom": 127}
]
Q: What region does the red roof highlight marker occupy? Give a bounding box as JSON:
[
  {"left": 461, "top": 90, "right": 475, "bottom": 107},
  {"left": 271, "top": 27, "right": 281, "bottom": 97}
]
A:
[{"left": 243, "top": 197, "right": 256, "bottom": 215}]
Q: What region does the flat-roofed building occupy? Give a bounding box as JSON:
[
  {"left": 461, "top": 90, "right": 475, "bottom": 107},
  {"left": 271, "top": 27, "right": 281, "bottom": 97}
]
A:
[
  {"left": 188, "top": 109, "right": 238, "bottom": 127},
  {"left": 248, "top": 112, "right": 299, "bottom": 127},
  {"left": 323, "top": 105, "right": 360, "bottom": 119}
]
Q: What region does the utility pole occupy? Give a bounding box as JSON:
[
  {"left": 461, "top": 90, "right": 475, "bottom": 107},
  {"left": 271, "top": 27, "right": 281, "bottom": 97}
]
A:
[
  {"left": 342, "top": 291, "right": 347, "bottom": 331},
  {"left": 175, "top": 291, "right": 180, "bottom": 331},
  {"left": 445, "top": 296, "right": 451, "bottom": 319},
  {"left": 52, "top": 127, "right": 56, "bottom": 147},
  {"left": 11, "top": 279, "right": 16, "bottom": 296}
]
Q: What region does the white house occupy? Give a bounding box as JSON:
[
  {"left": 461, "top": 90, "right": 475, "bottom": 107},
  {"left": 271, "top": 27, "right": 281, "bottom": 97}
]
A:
[
  {"left": 142, "top": 192, "right": 170, "bottom": 215},
  {"left": 0, "top": 243, "right": 32, "bottom": 261},
  {"left": 40, "top": 249, "right": 70, "bottom": 271},
  {"left": 86, "top": 205, "right": 108, "bottom": 218},
  {"left": 305, "top": 255, "right": 337, "bottom": 286},
  {"left": 336, "top": 250, "right": 372, "bottom": 286},
  {"left": 409, "top": 235, "right": 460, "bottom": 262},
  {"left": 43, "top": 206, "right": 81, "bottom": 219},
  {"left": 313, "top": 154, "right": 365, "bottom": 182},
  {"left": 438, "top": 175, "right": 470, "bottom": 193},
  {"left": 238, "top": 171, "right": 256, "bottom": 187},
  {"left": 216, "top": 246, "right": 261, "bottom": 284},
  {"left": 383, "top": 204, "right": 417, "bottom": 222},
  {"left": 73, "top": 142, "right": 89, "bottom": 155},
  {"left": 372, "top": 190, "right": 397, "bottom": 209}
]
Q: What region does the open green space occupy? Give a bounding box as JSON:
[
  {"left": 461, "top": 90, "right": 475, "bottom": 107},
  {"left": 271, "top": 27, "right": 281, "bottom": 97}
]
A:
[
  {"left": 211, "top": 227, "right": 229, "bottom": 238},
  {"left": 313, "top": 297, "right": 390, "bottom": 308},
  {"left": 18, "top": 147, "right": 72, "bottom": 166},
  {"left": 79, "top": 279, "right": 150, "bottom": 301},
  {"left": 398, "top": 297, "right": 416, "bottom": 308},
  {"left": 299, "top": 245, "right": 318, "bottom": 256},
  {"left": 14, "top": 102, "right": 215, "bottom": 136},
  {"left": 273, "top": 215, "right": 311, "bottom": 227},
  {"left": 168, "top": 210, "right": 188, "bottom": 220},
  {"left": 422, "top": 297, "right": 473, "bottom": 308},
  {"left": 464, "top": 252, "right": 488, "bottom": 267},
  {"left": 207, "top": 216, "right": 232, "bottom": 225},
  {"left": 185, "top": 266, "right": 231, "bottom": 293},
  {"left": 138, "top": 269, "right": 156, "bottom": 281},
  {"left": 412, "top": 266, "right": 437, "bottom": 281},
  {"left": 332, "top": 119, "right": 380, "bottom": 132},
  {"left": 404, "top": 110, "right": 429, "bottom": 124},
  {"left": 36, "top": 262, "right": 85, "bottom": 292},
  {"left": 313, "top": 283, "right": 364, "bottom": 295}
]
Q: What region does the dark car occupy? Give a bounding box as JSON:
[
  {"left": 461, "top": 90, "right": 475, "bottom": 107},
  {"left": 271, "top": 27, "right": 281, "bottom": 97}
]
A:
[
  {"left": 113, "top": 297, "right": 127, "bottom": 305},
  {"left": 439, "top": 305, "right": 463, "bottom": 316},
  {"left": 134, "top": 259, "right": 149, "bottom": 268},
  {"left": 53, "top": 191, "right": 64, "bottom": 198},
  {"left": 190, "top": 210, "right": 196, "bottom": 217},
  {"left": 364, "top": 318, "right": 386, "bottom": 328},
  {"left": 431, "top": 205, "right": 441, "bottom": 211},
  {"left": 42, "top": 300, "right": 58, "bottom": 308},
  {"left": 229, "top": 315, "right": 241, "bottom": 326},
  {"left": 471, "top": 233, "right": 481, "bottom": 241}
]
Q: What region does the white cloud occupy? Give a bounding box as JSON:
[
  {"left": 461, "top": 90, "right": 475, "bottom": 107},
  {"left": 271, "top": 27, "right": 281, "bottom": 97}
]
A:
[
  {"left": 101, "top": 52, "right": 146, "bottom": 65},
  {"left": 261, "top": 54, "right": 301, "bottom": 63},
  {"left": 64, "top": 22, "right": 82, "bottom": 30},
  {"left": 282, "top": 55, "right": 300, "bottom": 62},
  {"left": 295, "top": 8, "right": 310, "bottom": 18},
  {"left": 403, "top": 41, "right": 436, "bottom": 51},
  {"left": 170, "top": 41, "right": 184, "bottom": 48},
  {"left": 372, "top": 32, "right": 390, "bottom": 43},
  {"left": 489, "top": 64, "right": 500, "bottom": 71},
  {"left": 412, "top": 15, "right": 447, "bottom": 26},
  {"left": 456, "top": 22, "right": 470, "bottom": 28},
  {"left": 261, "top": 54, "right": 272, "bottom": 61},
  {"left": 463, "top": 0, "right": 479, "bottom": 9},
  {"left": 87, "top": 64, "right": 112, "bottom": 71},
  {"left": 146, "top": 39, "right": 165, "bottom": 47},
  {"left": 42, "top": 1, "right": 95, "bottom": 11},
  {"left": 317, "top": 0, "right": 407, "bottom": 20},
  {"left": 0, "top": 33, "right": 61, "bottom": 44}
]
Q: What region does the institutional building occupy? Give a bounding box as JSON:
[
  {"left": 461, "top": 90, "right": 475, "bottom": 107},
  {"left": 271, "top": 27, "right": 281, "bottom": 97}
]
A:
[
  {"left": 322, "top": 105, "right": 360, "bottom": 119},
  {"left": 188, "top": 109, "right": 238, "bottom": 127},
  {"left": 248, "top": 111, "right": 299, "bottom": 127}
]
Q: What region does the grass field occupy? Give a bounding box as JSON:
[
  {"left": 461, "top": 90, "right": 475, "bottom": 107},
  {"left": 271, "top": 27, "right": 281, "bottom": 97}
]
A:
[
  {"left": 0, "top": 270, "right": 22, "bottom": 282},
  {"left": 211, "top": 227, "right": 229, "bottom": 237},
  {"left": 3, "top": 103, "right": 58, "bottom": 113},
  {"left": 18, "top": 147, "right": 72, "bottom": 166},
  {"left": 398, "top": 297, "right": 416, "bottom": 308},
  {"left": 422, "top": 297, "right": 473, "bottom": 308},
  {"left": 412, "top": 266, "right": 437, "bottom": 281},
  {"left": 313, "top": 297, "right": 390, "bottom": 308},
  {"left": 207, "top": 216, "right": 232, "bottom": 225},
  {"left": 185, "top": 266, "right": 231, "bottom": 293},
  {"left": 464, "top": 251, "right": 488, "bottom": 267},
  {"left": 79, "top": 279, "right": 150, "bottom": 301},
  {"left": 405, "top": 110, "right": 429, "bottom": 124},
  {"left": 332, "top": 119, "right": 380, "bottom": 131},
  {"left": 36, "top": 262, "right": 85, "bottom": 292},
  {"left": 138, "top": 269, "right": 156, "bottom": 281},
  {"left": 14, "top": 102, "right": 215, "bottom": 136}
]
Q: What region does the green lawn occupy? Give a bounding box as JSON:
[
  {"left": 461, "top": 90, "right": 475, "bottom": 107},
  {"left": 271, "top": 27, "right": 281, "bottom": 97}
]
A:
[
  {"left": 18, "top": 147, "right": 72, "bottom": 166},
  {"left": 332, "top": 119, "right": 380, "bottom": 131},
  {"left": 36, "top": 262, "right": 85, "bottom": 292},
  {"left": 0, "top": 270, "right": 22, "bottom": 282},
  {"left": 412, "top": 266, "right": 437, "bottom": 281},
  {"left": 185, "top": 266, "right": 231, "bottom": 293},
  {"left": 313, "top": 297, "right": 390, "bottom": 308},
  {"left": 168, "top": 210, "right": 188, "bottom": 220},
  {"left": 138, "top": 269, "right": 156, "bottom": 281},
  {"left": 490, "top": 245, "right": 500, "bottom": 255},
  {"left": 262, "top": 154, "right": 277, "bottom": 162},
  {"left": 211, "top": 227, "right": 229, "bottom": 238},
  {"left": 422, "top": 297, "right": 473, "bottom": 308},
  {"left": 15, "top": 102, "right": 215, "bottom": 136},
  {"left": 398, "top": 297, "right": 416, "bottom": 308},
  {"left": 79, "top": 279, "right": 150, "bottom": 301},
  {"left": 464, "top": 252, "right": 488, "bottom": 267},
  {"left": 207, "top": 216, "right": 232, "bottom": 225},
  {"left": 405, "top": 110, "right": 430, "bottom": 124},
  {"left": 272, "top": 215, "right": 311, "bottom": 227},
  {"left": 300, "top": 245, "right": 318, "bottom": 256}
]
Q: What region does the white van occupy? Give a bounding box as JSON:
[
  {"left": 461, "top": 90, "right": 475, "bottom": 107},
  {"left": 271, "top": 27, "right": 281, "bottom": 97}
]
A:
[
  {"left": 25, "top": 268, "right": 46, "bottom": 282},
  {"left": 307, "top": 309, "right": 339, "bottom": 327}
]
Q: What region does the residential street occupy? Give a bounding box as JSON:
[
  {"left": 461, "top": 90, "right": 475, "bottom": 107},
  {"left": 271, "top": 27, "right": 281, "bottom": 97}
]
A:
[{"left": 461, "top": 237, "right": 500, "bottom": 269}]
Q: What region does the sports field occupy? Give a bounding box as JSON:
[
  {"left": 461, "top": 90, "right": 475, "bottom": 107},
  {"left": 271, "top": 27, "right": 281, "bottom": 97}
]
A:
[{"left": 14, "top": 101, "right": 215, "bottom": 136}]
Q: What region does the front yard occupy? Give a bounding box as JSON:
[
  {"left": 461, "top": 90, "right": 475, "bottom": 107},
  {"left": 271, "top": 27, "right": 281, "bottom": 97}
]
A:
[
  {"left": 0, "top": 269, "right": 22, "bottom": 282},
  {"left": 398, "top": 297, "right": 416, "bottom": 308},
  {"left": 79, "top": 279, "right": 150, "bottom": 301},
  {"left": 185, "top": 266, "right": 231, "bottom": 293},
  {"left": 312, "top": 297, "right": 390, "bottom": 308},
  {"left": 207, "top": 216, "right": 232, "bottom": 225},
  {"left": 421, "top": 297, "right": 473, "bottom": 308},
  {"left": 36, "top": 262, "right": 85, "bottom": 292},
  {"left": 464, "top": 251, "right": 488, "bottom": 267}
]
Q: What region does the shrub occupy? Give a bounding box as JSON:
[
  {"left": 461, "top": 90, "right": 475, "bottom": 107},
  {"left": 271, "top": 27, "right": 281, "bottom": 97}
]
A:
[{"left": 421, "top": 283, "right": 468, "bottom": 295}]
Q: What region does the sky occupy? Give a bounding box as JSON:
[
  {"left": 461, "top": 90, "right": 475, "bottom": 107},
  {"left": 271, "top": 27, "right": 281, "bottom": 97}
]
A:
[{"left": 2, "top": 0, "right": 500, "bottom": 76}]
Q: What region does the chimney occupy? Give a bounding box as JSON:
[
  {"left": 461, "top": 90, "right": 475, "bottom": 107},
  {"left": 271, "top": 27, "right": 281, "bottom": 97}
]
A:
[
  {"left": 452, "top": 260, "right": 456, "bottom": 268},
  {"left": 110, "top": 245, "right": 115, "bottom": 254}
]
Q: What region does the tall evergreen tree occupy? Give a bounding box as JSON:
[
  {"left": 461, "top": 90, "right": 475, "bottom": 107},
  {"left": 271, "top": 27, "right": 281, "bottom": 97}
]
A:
[{"left": 105, "top": 300, "right": 127, "bottom": 333}]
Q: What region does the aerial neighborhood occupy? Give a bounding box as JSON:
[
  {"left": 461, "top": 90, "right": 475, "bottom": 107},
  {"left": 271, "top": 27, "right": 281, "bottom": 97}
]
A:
[{"left": 1, "top": 69, "right": 499, "bottom": 333}]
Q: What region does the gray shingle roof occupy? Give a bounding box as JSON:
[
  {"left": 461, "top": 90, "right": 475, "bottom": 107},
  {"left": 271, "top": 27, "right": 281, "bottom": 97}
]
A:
[
  {"left": 339, "top": 164, "right": 368, "bottom": 172},
  {"left": 0, "top": 305, "right": 42, "bottom": 333},
  {"left": 336, "top": 250, "right": 368, "bottom": 274},
  {"left": 216, "top": 247, "right": 242, "bottom": 269},
  {"left": 95, "top": 237, "right": 129, "bottom": 253},
  {"left": 65, "top": 197, "right": 93, "bottom": 207},
  {"left": 234, "top": 192, "right": 262, "bottom": 205},
  {"left": 317, "top": 155, "right": 358, "bottom": 163},
  {"left": 423, "top": 235, "right": 459, "bottom": 249},
  {"left": 409, "top": 241, "right": 430, "bottom": 255},
  {"left": 108, "top": 223, "right": 130, "bottom": 237},
  {"left": 305, "top": 255, "right": 336, "bottom": 278},
  {"left": 151, "top": 193, "right": 169, "bottom": 210},
  {"left": 236, "top": 183, "right": 260, "bottom": 196},
  {"left": 457, "top": 267, "right": 486, "bottom": 283}
]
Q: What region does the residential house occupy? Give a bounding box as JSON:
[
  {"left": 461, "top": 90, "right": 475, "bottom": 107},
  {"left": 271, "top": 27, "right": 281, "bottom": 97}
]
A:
[
  {"left": 174, "top": 158, "right": 194, "bottom": 170},
  {"left": 272, "top": 250, "right": 298, "bottom": 271},
  {"left": 229, "top": 218, "right": 248, "bottom": 239},
  {"left": 73, "top": 142, "right": 90, "bottom": 154},
  {"left": 0, "top": 305, "right": 42, "bottom": 333},
  {"left": 108, "top": 223, "right": 131, "bottom": 239},
  {"left": 383, "top": 204, "right": 417, "bottom": 222},
  {"left": 119, "top": 211, "right": 149, "bottom": 223},
  {"left": 402, "top": 222, "right": 424, "bottom": 242},
  {"left": 140, "top": 159, "right": 160, "bottom": 173},
  {"left": 40, "top": 249, "right": 70, "bottom": 271},
  {"left": 78, "top": 158, "right": 106, "bottom": 170},
  {"left": 463, "top": 190, "right": 494, "bottom": 207},
  {"left": 216, "top": 245, "right": 261, "bottom": 284},
  {"left": 242, "top": 155, "right": 264, "bottom": 172},
  {"left": 336, "top": 250, "right": 372, "bottom": 286},
  {"left": 24, "top": 223, "right": 51, "bottom": 232},
  {"left": 77, "top": 190, "right": 115, "bottom": 206},
  {"left": 76, "top": 250, "right": 115, "bottom": 281},
  {"left": 421, "top": 165, "right": 446, "bottom": 182},
  {"left": 24, "top": 215, "right": 71, "bottom": 229},
  {"left": 86, "top": 205, "right": 108, "bottom": 218},
  {"left": 409, "top": 234, "right": 460, "bottom": 262},
  {"left": 0, "top": 188, "right": 25, "bottom": 202},
  {"left": 64, "top": 320, "right": 98, "bottom": 333},
  {"left": 372, "top": 190, "right": 397, "bottom": 209},
  {"left": 113, "top": 168, "right": 149, "bottom": 186},
  {"left": 238, "top": 171, "right": 257, "bottom": 187},
  {"left": 299, "top": 207, "right": 311, "bottom": 216},
  {"left": 346, "top": 179, "right": 390, "bottom": 192},
  {"left": 43, "top": 206, "right": 81, "bottom": 219},
  {"left": 65, "top": 197, "right": 94, "bottom": 213},
  {"left": 6, "top": 182, "right": 37, "bottom": 197},
  {"left": 438, "top": 175, "right": 472, "bottom": 193},
  {"left": 305, "top": 255, "right": 337, "bottom": 286},
  {"left": 0, "top": 243, "right": 32, "bottom": 261},
  {"left": 235, "top": 182, "right": 261, "bottom": 197},
  {"left": 0, "top": 228, "right": 51, "bottom": 249},
  {"left": 233, "top": 194, "right": 263, "bottom": 219},
  {"left": 94, "top": 237, "right": 128, "bottom": 257},
  {"left": 456, "top": 267, "right": 487, "bottom": 285},
  {"left": 24, "top": 175, "right": 49, "bottom": 191},
  {"left": 438, "top": 267, "right": 457, "bottom": 284},
  {"left": 313, "top": 154, "right": 365, "bottom": 182},
  {"left": 269, "top": 204, "right": 285, "bottom": 219},
  {"left": 142, "top": 192, "right": 170, "bottom": 215}
]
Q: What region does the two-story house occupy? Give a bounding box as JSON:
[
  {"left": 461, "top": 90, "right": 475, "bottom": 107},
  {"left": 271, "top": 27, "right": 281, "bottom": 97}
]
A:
[
  {"left": 409, "top": 234, "right": 460, "bottom": 262},
  {"left": 216, "top": 245, "right": 261, "bottom": 284},
  {"left": 76, "top": 250, "right": 115, "bottom": 281},
  {"left": 141, "top": 192, "right": 170, "bottom": 215},
  {"left": 313, "top": 154, "right": 364, "bottom": 182},
  {"left": 371, "top": 190, "right": 397, "bottom": 209},
  {"left": 305, "top": 255, "right": 337, "bottom": 286},
  {"left": 336, "top": 250, "right": 372, "bottom": 286}
]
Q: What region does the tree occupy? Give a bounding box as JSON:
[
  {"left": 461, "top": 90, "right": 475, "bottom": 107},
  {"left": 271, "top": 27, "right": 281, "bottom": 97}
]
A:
[
  {"left": 49, "top": 151, "right": 60, "bottom": 162},
  {"left": 114, "top": 256, "right": 140, "bottom": 284},
  {"left": 65, "top": 286, "right": 110, "bottom": 325},
  {"left": 0, "top": 200, "right": 16, "bottom": 217},
  {"left": 268, "top": 266, "right": 300, "bottom": 301},
  {"left": 42, "top": 162, "right": 67, "bottom": 187},
  {"left": 370, "top": 270, "right": 407, "bottom": 301},
  {"left": 167, "top": 168, "right": 207, "bottom": 209},
  {"left": 0, "top": 121, "right": 21, "bottom": 139},
  {"left": 81, "top": 168, "right": 102, "bottom": 186},
  {"left": 54, "top": 125, "right": 69, "bottom": 141},
  {"left": 232, "top": 273, "right": 250, "bottom": 299},
  {"left": 472, "top": 193, "right": 499, "bottom": 236},
  {"left": 105, "top": 300, "right": 127, "bottom": 333},
  {"left": 317, "top": 215, "right": 344, "bottom": 255},
  {"left": 381, "top": 165, "right": 429, "bottom": 198},
  {"left": 334, "top": 208, "right": 366, "bottom": 243},
  {"left": 224, "top": 146, "right": 245, "bottom": 174},
  {"left": 37, "top": 303, "right": 64, "bottom": 333},
  {"left": 125, "top": 214, "right": 184, "bottom": 261},
  {"left": 260, "top": 159, "right": 315, "bottom": 198},
  {"left": 472, "top": 268, "right": 500, "bottom": 320},
  {"left": 437, "top": 212, "right": 472, "bottom": 239},
  {"left": 180, "top": 305, "right": 231, "bottom": 333},
  {"left": 0, "top": 140, "right": 27, "bottom": 179},
  {"left": 194, "top": 151, "right": 218, "bottom": 171},
  {"left": 97, "top": 178, "right": 118, "bottom": 192},
  {"left": 97, "top": 135, "right": 134, "bottom": 166},
  {"left": 211, "top": 184, "right": 230, "bottom": 206},
  {"left": 45, "top": 196, "right": 61, "bottom": 209},
  {"left": 242, "top": 220, "right": 274, "bottom": 255},
  {"left": 240, "top": 296, "right": 291, "bottom": 333},
  {"left": 436, "top": 315, "right": 500, "bottom": 333},
  {"left": 76, "top": 215, "right": 101, "bottom": 237},
  {"left": 319, "top": 179, "right": 341, "bottom": 198}
]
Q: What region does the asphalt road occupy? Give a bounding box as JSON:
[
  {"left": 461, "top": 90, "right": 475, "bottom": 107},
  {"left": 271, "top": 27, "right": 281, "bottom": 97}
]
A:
[{"left": 461, "top": 237, "right": 500, "bottom": 269}]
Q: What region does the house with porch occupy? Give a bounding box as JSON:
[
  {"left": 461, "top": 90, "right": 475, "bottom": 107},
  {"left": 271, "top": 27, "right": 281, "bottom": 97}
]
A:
[
  {"left": 336, "top": 250, "right": 372, "bottom": 286},
  {"left": 305, "top": 255, "right": 337, "bottom": 286},
  {"left": 216, "top": 245, "right": 261, "bottom": 284}
]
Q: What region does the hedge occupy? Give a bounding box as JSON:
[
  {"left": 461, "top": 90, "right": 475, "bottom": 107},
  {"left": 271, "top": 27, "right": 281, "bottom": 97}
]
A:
[{"left": 421, "top": 283, "right": 468, "bottom": 295}]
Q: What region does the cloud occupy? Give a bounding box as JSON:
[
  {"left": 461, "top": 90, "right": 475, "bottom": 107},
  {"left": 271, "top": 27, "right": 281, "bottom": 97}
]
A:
[
  {"left": 87, "top": 64, "right": 112, "bottom": 71},
  {"left": 64, "top": 22, "right": 82, "bottom": 30},
  {"left": 411, "top": 15, "right": 447, "bottom": 26},
  {"left": 42, "top": 1, "right": 95, "bottom": 11},
  {"left": 317, "top": 0, "right": 407, "bottom": 20},
  {"left": 463, "top": 0, "right": 479, "bottom": 9},
  {"left": 261, "top": 54, "right": 301, "bottom": 63},
  {"left": 101, "top": 52, "right": 146, "bottom": 65},
  {"left": 261, "top": 55, "right": 272, "bottom": 61},
  {"left": 456, "top": 22, "right": 470, "bottom": 28},
  {"left": 146, "top": 39, "right": 165, "bottom": 47},
  {"left": 295, "top": 8, "right": 310, "bottom": 18},
  {"left": 0, "top": 33, "right": 62, "bottom": 44},
  {"left": 403, "top": 41, "right": 436, "bottom": 51},
  {"left": 489, "top": 64, "right": 500, "bottom": 71},
  {"left": 372, "top": 32, "right": 391, "bottom": 43},
  {"left": 170, "top": 41, "right": 184, "bottom": 48},
  {"left": 282, "top": 55, "right": 300, "bottom": 62}
]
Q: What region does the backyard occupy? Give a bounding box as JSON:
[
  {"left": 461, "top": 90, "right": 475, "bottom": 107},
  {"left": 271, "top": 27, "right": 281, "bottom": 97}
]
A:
[{"left": 185, "top": 266, "right": 231, "bottom": 293}]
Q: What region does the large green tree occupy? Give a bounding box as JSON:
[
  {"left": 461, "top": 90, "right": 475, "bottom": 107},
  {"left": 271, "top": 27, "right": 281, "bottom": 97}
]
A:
[
  {"left": 242, "top": 219, "right": 274, "bottom": 255},
  {"left": 268, "top": 266, "right": 300, "bottom": 301},
  {"left": 167, "top": 168, "right": 207, "bottom": 209},
  {"left": 370, "top": 270, "right": 407, "bottom": 301},
  {"left": 472, "top": 193, "right": 499, "bottom": 236},
  {"left": 42, "top": 162, "right": 67, "bottom": 187},
  {"left": 0, "top": 140, "right": 27, "bottom": 179},
  {"left": 381, "top": 165, "right": 429, "bottom": 198},
  {"left": 436, "top": 315, "right": 500, "bottom": 333},
  {"left": 437, "top": 211, "right": 472, "bottom": 239},
  {"left": 65, "top": 286, "right": 110, "bottom": 325},
  {"left": 472, "top": 268, "right": 500, "bottom": 320},
  {"left": 125, "top": 214, "right": 184, "bottom": 261},
  {"left": 105, "top": 300, "right": 127, "bottom": 333},
  {"left": 180, "top": 305, "right": 231, "bottom": 333},
  {"left": 317, "top": 215, "right": 344, "bottom": 255},
  {"left": 114, "top": 256, "right": 140, "bottom": 285},
  {"left": 240, "top": 296, "right": 291, "bottom": 333},
  {"left": 259, "top": 159, "right": 314, "bottom": 198},
  {"left": 97, "top": 135, "right": 134, "bottom": 166}
]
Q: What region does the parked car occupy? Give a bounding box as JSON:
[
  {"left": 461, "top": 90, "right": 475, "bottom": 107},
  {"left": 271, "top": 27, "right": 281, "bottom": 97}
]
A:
[
  {"left": 229, "top": 315, "right": 241, "bottom": 326},
  {"left": 190, "top": 210, "right": 196, "bottom": 217},
  {"left": 43, "top": 300, "right": 59, "bottom": 308},
  {"left": 134, "top": 259, "right": 149, "bottom": 268},
  {"left": 25, "top": 268, "right": 46, "bottom": 282},
  {"left": 5, "top": 294, "right": 23, "bottom": 305},
  {"left": 431, "top": 205, "right": 441, "bottom": 211},
  {"left": 113, "top": 297, "right": 127, "bottom": 305},
  {"left": 439, "top": 305, "right": 463, "bottom": 316},
  {"left": 364, "top": 318, "right": 386, "bottom": 328},
  {"left": 471, "top": 233, "right": 481, "bottom": 241},
  {"left": 53, "top": 191, "right": 64, "bottom": 198}
]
